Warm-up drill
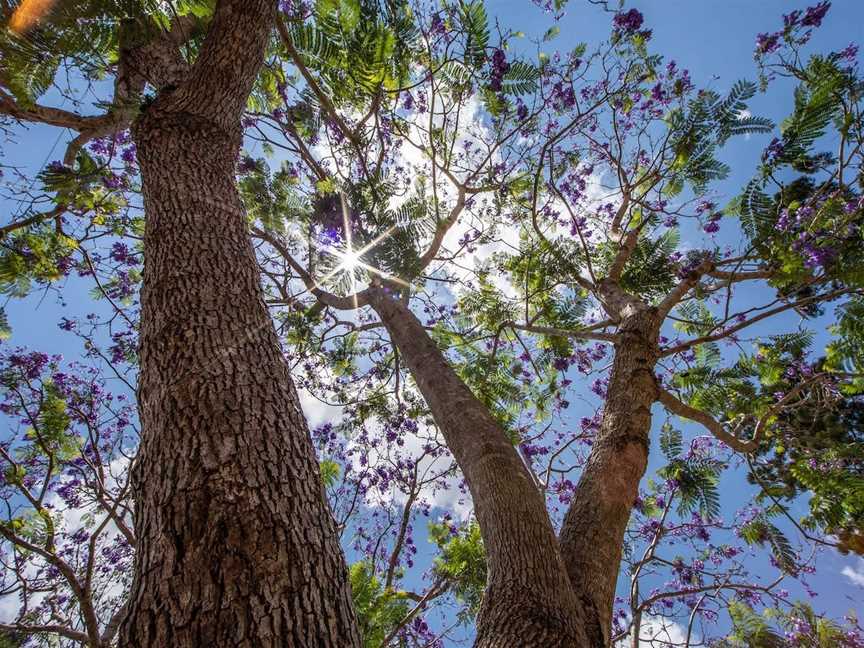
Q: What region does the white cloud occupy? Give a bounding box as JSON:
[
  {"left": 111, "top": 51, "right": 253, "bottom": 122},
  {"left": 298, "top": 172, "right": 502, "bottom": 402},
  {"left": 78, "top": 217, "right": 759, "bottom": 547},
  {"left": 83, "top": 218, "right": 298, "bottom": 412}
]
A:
[
  {"left": 842, "top": 558, "right": 864, "bottom": 587},
  {"left": 297, "top": 387, "right": 344, "bottom": 428},
  {"left": 616, "top": 615, "right": 692, "bottom": 647}
]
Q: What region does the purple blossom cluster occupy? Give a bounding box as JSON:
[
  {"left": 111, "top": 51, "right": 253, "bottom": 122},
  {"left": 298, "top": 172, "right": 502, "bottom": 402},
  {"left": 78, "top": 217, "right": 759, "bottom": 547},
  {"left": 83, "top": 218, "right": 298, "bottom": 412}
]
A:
[
  {"left": 0, "top": 348, "right": 137, "bottom": 633},
  {"left": 489, "top": 48, "right": 510, "bottom": 92},
  {"left": 776, "top": 192, "right": 862, "bottom": 271},
  {"left": 612, "top": 9, "right": 643, "bottom": 33},
  {"left": 756, "top": 2, "right": 832, "bottom": 58}
]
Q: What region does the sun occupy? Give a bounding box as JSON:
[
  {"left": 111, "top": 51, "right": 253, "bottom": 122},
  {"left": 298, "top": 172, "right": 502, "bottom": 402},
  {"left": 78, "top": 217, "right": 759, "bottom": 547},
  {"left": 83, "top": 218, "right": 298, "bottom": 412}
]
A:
[{"left": 340, "top": 249, "right": 362, "bottom": 273}]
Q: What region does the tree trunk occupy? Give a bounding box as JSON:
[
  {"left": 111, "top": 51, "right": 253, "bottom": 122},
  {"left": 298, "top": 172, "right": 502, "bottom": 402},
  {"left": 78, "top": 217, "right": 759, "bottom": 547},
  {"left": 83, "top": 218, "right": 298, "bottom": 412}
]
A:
[
  {"left": 558, "top": 309, "right": 660, "bottom": 647},
  {"left": 367, "top": 288, "right": 588, "bottom": 647},
  {"left": 119, "top": 3, "right": 362, "bottom": 645}
]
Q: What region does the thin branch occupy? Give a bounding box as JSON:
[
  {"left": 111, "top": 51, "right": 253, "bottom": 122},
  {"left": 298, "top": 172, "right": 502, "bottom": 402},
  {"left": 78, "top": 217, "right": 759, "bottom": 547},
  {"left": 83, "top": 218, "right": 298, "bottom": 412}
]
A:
[
  {"left": 657, "top": 388, "right": 757, "bottom": 452},
  {"left": 507, "top": 321, "right": 618, "bottom": 343},
  {"left": 661, "top": 287, "right": 857, "bottom": 357},
  {"left": 0, "top": 622, "right": 90, "bottom": 645}
]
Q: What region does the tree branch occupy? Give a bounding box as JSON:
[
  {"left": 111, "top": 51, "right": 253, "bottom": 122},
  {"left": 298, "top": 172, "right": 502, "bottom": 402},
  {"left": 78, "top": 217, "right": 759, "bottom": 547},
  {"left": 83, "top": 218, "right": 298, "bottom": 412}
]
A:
[
  {"left": 657, "top": 387, "right": 757, "bottom": 452},
  {"left": 507, "top": 321, "right": 618, "bottom": 343},
  {"left": 661, "top": 287, "right": 857, "bottom": 357},
  {"left": 655, "top": 260, "right": 714, "bottom": 318},
  {"left": 165, "top": 0, "right": 277, "bottom": 129},
  {"left": 0, "top": 622, "right": 90, "bottom": 645},
  {"left": 0, "top": 204, "right": 65, "bottom": 238},
  {"left": 417, "top": 189, "right": 466, "bottom": 271},
  {"left": 276, "top": 15, "right": 357, "bottom": 145}
]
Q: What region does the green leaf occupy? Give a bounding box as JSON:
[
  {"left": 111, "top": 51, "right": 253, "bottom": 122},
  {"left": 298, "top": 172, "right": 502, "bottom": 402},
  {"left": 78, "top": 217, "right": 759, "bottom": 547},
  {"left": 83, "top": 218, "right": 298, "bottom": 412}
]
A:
[
  {"left": 0, "top": 308, "right": 11, "bottom": 341},
  {"left": 320, "top": 459, "right": 341, "bottom": 488},
  {"left": 543, "top": 26, "right": 560, "bottom": 42}
]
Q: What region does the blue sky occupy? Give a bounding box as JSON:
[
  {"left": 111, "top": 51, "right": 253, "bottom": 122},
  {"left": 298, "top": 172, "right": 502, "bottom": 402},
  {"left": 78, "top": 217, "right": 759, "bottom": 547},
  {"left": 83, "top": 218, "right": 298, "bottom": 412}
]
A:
[{"left": 2, "top": 0, "right": 863, "bottom": 642}]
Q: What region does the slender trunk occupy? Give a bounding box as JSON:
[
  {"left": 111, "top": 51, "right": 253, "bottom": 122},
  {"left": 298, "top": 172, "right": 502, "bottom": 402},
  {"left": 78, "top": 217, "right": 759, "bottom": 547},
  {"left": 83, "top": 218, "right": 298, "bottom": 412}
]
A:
[
  {"left": 558, "top": 309, "right": 660, "bottom": 646},
  {"left": 367, "top": 288, "right": 588, "bottom": 647},
  {"left": 118, "top": 35, "right": 361, "bottom": 648}
]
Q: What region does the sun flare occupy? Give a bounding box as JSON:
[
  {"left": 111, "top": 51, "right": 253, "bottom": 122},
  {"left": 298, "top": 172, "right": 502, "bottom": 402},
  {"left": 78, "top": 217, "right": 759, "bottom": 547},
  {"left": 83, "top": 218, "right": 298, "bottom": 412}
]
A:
[{"left": 9, "top": 0, "right": 58, "bottom": 34}]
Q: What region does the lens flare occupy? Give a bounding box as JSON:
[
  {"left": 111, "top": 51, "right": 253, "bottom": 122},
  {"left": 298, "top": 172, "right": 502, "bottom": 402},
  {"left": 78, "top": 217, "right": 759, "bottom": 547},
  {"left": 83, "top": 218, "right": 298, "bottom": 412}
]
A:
[{"left": 9, "top": 0, "right": 58, "bottom": 34}]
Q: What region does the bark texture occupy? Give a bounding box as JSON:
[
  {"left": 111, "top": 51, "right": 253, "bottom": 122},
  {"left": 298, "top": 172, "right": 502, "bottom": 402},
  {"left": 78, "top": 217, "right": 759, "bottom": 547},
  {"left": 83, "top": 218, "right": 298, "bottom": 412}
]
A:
[
  {"left": 368, "top": 288, "right": 589, "bottom": 647},
  {"left": 119, "top": 2, "right": 361, "bottom": 646},
  {"left": 558, "top": 308, "right": 660, "bottom": 646}
]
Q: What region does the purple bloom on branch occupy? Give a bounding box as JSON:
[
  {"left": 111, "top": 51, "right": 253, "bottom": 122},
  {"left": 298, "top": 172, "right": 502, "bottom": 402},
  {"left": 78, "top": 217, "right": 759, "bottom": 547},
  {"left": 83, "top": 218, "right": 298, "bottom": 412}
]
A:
[
  {"left": 801, "top": 2, "right": 830, "bottom": 27},
  {"left": 613, "top": 9, "right": 644, "bottom": 33},
  {"left": 756, "top": 32, "right": 781, "bottom": 55}
]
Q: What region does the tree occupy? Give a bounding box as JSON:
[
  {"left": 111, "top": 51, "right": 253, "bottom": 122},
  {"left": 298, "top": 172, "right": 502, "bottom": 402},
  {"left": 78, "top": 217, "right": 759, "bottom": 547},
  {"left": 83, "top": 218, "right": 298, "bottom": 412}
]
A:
[
  {"left": 1, "top": 1, "right": 360, "bottom": 646},
  {"left": 1, "top": 0, "right": 863, "bottom": 647},
  {"left": 243, "top": 0, "right": 864, "bottom": 644}
]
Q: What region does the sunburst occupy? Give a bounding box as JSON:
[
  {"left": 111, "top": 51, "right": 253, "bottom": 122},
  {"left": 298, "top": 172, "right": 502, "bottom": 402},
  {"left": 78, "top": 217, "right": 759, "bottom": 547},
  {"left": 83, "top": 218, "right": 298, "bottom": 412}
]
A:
[{"left": 310, "top": 194, "right": 409, "bottom": 307}]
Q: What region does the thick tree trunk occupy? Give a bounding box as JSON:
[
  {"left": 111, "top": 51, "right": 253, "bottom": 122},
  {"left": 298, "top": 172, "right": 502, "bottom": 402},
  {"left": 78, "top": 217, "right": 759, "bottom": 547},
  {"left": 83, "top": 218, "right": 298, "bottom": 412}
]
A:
[
  {"left": 558, "top": 309, "right": 660, "bottom": 646},
  {"left": 120, "top": 109, "right": 362, "bottom": 648},
  {"left": 118, "top": 3, "right": 362, "bottom": 646},
  {"left": 367, "top": 288, "right": 588, "bottom": 647}
]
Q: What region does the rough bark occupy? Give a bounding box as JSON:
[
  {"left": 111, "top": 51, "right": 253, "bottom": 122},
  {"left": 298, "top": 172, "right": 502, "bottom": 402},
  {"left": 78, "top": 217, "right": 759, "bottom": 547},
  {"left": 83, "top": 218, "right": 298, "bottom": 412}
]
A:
[
  {"left": 118, "top": 2, "right": 362, "bottom": 646},
  {"left": 367, "top": 287, "right": 589, "bottom": 647},
  {"left": 558, "top": 308, "right": 660, "bottom": 647}
]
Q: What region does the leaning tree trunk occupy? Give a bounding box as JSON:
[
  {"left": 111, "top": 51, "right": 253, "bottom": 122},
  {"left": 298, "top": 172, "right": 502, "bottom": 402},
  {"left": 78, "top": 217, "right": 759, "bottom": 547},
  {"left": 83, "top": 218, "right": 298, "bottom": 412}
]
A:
[
  {"left": 118, "top": 3, "right": 362, "bottom": 646},
  {"left": 367, "top": 287, "right": 589, "bottom": 647},
  {"left": 558, "top": 309, "right": 660, "bottom": 647}
]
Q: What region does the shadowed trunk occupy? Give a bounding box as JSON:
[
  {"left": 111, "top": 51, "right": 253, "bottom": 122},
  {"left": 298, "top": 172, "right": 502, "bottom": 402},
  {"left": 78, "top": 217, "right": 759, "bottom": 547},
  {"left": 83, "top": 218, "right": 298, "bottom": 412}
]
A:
[
  {"left": 118, "top": 2, "right": 362, "bottom": 645},
  {"left": 558, "top": 309, "right": 660, "bottom": 646},
  {"left": 367, "top": 287, "right": 589, "bottom": 647}
]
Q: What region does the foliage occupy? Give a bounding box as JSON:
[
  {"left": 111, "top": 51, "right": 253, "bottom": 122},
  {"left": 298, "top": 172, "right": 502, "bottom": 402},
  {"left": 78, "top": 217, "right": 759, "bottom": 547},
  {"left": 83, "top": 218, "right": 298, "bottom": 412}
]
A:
[
  {"left": 429, "top": 520, "right": 486, "bottom": 620},
  {"left": 349, "top": 561, "right": 410, "bottom": 648}
]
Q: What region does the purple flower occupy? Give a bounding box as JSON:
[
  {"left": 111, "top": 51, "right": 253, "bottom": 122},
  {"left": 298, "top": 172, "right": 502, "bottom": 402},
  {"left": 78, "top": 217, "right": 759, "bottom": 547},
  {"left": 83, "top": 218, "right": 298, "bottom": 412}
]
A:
[
  {"left": 838, "top": 43, "right": 859, "bottom": 62},
  {"left": 109, "top": 242, "right": 135, "bottom": 265},
  {"left": 801, "top": 2, "right": 830, "bottom": 27},
  {"left": 121, "top": 145, "right": 137, "bottom": 166},
  {"left": 238, "top": 156, "right": 257, "bottom": 174},
  {"left": 590, "top": 378, "right": 607, "bottom": 398},
  {"left": 756, "top": 32, "right": 781, "bottom": 55},
  {"left": 102, "top": 173, "right": 126, "bottom": 190},
  {"left": 489, "top": 48, "right": 510, "bottom": 92},
  {"left": 783, "top": 10, "right": 802, "bottom": 29},
  {"left": 802, "top": 243, "right": 836, "bottom": 269},
  {"left": 695, "top": 200, "right": 715, "bottom": 214},
  {"left": 430, "top": 13, "right": 446, "bottom": 37},
  {"left": 613, "top": 8, "right": 644, "bottom": 33},
  {"left": 762, "top": 137, "right": 785, "bottom": 164}
]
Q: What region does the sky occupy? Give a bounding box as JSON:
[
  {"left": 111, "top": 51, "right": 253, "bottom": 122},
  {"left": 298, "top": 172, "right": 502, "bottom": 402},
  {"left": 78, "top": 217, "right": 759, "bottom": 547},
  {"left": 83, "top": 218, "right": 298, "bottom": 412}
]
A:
[{"left": 1, "top": 0, "right": 863, "bottom": 643}]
